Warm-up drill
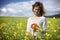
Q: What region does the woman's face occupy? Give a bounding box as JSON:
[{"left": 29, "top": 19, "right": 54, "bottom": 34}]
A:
[{"left": 33, "top": 7, "right": 40, "bottom": 16}]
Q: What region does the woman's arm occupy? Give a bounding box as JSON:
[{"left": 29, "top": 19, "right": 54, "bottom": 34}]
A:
[
  {"left": 42, "top": 17, "right": 46, "bottom": 33},
  {"left": 26, "top": 18, "right": 31, "bottom": 33},
  {"left": 43, "top": 17, "right": 46, "bottom": 31}
]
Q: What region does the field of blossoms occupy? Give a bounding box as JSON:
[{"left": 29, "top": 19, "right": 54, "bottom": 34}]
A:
[{"left": 0, "top": 16, "right": 60, "bottom": 40}]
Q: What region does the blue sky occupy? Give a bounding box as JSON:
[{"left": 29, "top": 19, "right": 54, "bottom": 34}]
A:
[
  {"left": 0, "top": 0, "right": 31, "bottom": 7},
  {"left": 0, "top": 0, "right": 60, "bottom": 17}
]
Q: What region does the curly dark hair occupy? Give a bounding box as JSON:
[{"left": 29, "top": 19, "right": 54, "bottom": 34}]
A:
[{"left": 32, "top": 2, "right": 45, "bottom": 16}]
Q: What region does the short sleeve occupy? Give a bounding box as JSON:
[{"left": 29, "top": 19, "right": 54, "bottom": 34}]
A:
[
  {"left": 26, "top": 18, "right": 31, "bottom": 32},
  {"left": 42, "top": 17, "right": 46, "bottom": 31}
]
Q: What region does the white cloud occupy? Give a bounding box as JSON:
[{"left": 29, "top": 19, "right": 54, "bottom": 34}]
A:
[
  {"left": 0, "top": 1, "right": 35, "bottom": 17},
  {"left": 0, "top": 0, "right": 60, "bottom": 17},
  {"left": 1, "top": 8, "right": 7, "bottom": 13}
]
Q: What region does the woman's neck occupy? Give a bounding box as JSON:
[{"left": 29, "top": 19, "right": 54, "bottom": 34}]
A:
[{"left": 33, "top": 15, "right": 42, "bottom": 17}]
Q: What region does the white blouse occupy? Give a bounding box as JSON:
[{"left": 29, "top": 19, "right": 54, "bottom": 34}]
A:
[{"left": 26, "top": 16, "right": 46, "bottom": 36}]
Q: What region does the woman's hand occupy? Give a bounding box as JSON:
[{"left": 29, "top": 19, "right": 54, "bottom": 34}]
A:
[{"left": 31, "top": 23, "right": 37, "bottom": 29}]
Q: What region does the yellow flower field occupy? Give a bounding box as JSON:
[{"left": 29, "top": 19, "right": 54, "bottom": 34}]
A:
[{"left": 0, "top": 16, "right": 60, "bottom": 40}]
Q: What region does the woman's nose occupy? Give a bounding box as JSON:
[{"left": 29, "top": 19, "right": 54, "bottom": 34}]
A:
[{"left": 35, "top": 9, "right": 38, "bottom": 12}]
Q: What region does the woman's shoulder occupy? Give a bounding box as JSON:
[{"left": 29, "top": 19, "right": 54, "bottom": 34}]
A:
[
  {"left": 27, "top": 17, "right": 32, "bottom": 21},
  {"left": 41, "top": 16, "right": 46, "bottom": 19}
]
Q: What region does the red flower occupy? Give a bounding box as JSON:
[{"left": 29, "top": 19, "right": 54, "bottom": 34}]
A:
[{"left": 31, "top": 23, "right": 37, "bottom": 29}]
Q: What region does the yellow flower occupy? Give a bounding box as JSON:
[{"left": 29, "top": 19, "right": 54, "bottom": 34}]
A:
[
  {"left": 0, "top": 23, "right": 7, "bottom": 29},
  {"left": 40, "top": 39, "right": 44, "bottom": 40},
  {"left": 47, "top": 21, "right": 51, "bottom": 24},
  {"left": 47, "top": 34, "right": 50, "bottom": 37},
  {"left": 36, "top": 27, "right": 42, "bottom": 33},
  {"left": 25, "top": 32, "right": 29, "bottom": 36},
  {"left": 7, "top": 36, "right": 9, "bottom": 38},
  {"left": 25, "top": 36, "right": 27, "bottom": 38},
  {"left": 16, "top": 23, "right": 22, "bottom": 29},
  {"left": 22, "top": 30, "right": 24, "bottom": 32},
  {"left": 24, "top": 35, "right": 29, "bottom": 40},
  {"left": 44, "top": 33, "right": 51, "bottom": 37},
  {"left": 3, "top": 32, "right": 7, "bottom": 34},
  {"left": 13, "top": 32, "right": 17, "bottom": 37},
  {"left": 54, "top": 30, "right": 57, "bottom": 32},
  {"left": 53, "top": 17, "right": 56, "bottom": 19},
  {"left": 9, "top": 37, "right": 13, "bottom": 40}
]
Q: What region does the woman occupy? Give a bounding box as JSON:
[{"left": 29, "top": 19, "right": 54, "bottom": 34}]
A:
[{"left": 27, "top": 2, "right": 46, "bottom": 40}]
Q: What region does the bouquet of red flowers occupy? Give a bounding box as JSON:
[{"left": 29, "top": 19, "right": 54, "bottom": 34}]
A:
[{"left": 31, "top": 23, "right": 37, "bottom": 29}]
